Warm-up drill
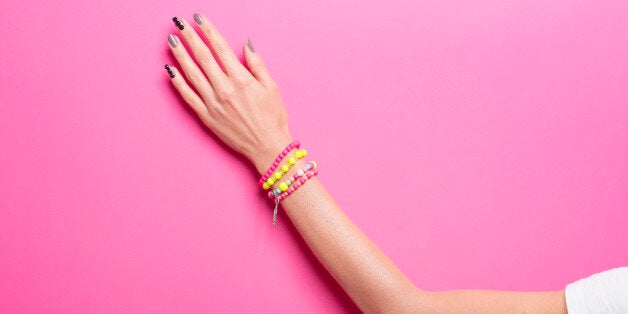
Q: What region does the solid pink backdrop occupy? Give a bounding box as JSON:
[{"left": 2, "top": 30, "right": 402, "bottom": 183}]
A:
[{"left": 1, "top": 0, "right": 627, "bottom": 313}]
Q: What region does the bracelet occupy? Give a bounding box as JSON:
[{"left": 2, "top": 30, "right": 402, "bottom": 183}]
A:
[
  {"left": 261, "top": 149, "right": 308, "bottom": 190},
  {"left": 278, "top": 169, "right": 318, "bottom": 200},
  {"left": 267, "top": 161, "right": 318, "bottom": 199},
  {"left": 257, "top": 140, "right": 300, "bottom": 188},
  {"left": 270, "top": 161, "right": 318, "bottom": 226}
]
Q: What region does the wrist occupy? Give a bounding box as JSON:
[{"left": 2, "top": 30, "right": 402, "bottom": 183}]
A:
[{"left": 249, "top": 136, "right": 295, "bottom": 176}]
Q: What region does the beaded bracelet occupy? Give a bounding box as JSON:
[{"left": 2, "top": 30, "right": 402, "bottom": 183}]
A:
[
  {"left": 262, "top": 149, "right": 308, "bottom": 190},
  {"left": 267, "top": 161, "right": 318, "bottom": 199},
  {"left": 278, "top": 170, "right": 318, "bottom": 200},
  {"left": 270, "top": 161, "right": 318, "bottom": 226},
  {"left": 257, "top": 140, "right": 300, "bottom": 187}
]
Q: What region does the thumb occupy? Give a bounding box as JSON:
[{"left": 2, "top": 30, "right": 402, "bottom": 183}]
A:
[{"left": 244, "top": 38, "right": 275, "bottom": 88}]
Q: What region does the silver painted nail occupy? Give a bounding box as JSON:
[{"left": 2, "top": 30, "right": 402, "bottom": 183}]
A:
[
  {"left": 193, "top": 13, "right": 203, "bottom": 24},
  {"left": 246, "top": 38, "right": 255, "bottom": 52},
  {"left": 168, "top": 34, "right": 178, "bottom": 48}
]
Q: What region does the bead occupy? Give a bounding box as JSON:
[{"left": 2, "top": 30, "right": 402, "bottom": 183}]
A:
[
  {"left": 258, "top": 140, "right": 302, "bottom": 189},
  {"left": 268, "top": 191, "right": 274, "bottom": 198},
  {"left": 262, "top": 182, "right": 270, "bottom": 190},
  {"left": 297, "top": 169, "right": 305, "bottom": 177},
  {"left": 273, "top": 172, "right": 282, "bottom": 180},
  {"left": 172, "top": 17, "right": 184, "bottom": 30},
  {"left": 267, "top": 177, "right": 275, "bottom": 185},
  {"left": 268, "top": 164, "right": 318, "bottom": 202},
  {"left": 293, "top": 174, "right": 299, "bottom": 180},
  {"left": 288, "top": 157, "right": 296, "bottom": 165},
  {"left": 294, "top": 150, "right": 303, "bottom": 159},
  {"left": 304, "top": 163, "right": 312, "bottom": 171},
  {"left": 281, "top": 165, "right": 290, "bottom": 173},
  {"left": 301, "top": 149, "right": 307, "bottom": 157},
  {"left": 311, "top": 161, "right": 317, "bottom": 169}
]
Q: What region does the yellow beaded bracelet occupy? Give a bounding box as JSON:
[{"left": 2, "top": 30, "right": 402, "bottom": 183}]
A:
[{"left": 261, "top": 149, "right": 308, "bottom": 190}]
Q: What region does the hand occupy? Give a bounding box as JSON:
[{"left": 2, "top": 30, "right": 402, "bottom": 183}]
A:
[{"left": 165, "top": 13, "right": 293, "bottom": 174}]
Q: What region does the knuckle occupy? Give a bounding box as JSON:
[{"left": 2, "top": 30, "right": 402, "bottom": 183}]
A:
[
  {"left": 231, "top": 74, "right": 253, "bottom": 87},
  {"left": 215, "top": 84, "right": 236, "bottom": 101},
  {"left": 183, "top": 94, "right": 198, "bottom": 107},
  {"left": 253, "top": 59, "right": 266, "bottom": 70},
  {"left": 195, "top": 49, "right": 213, "bottom": 65},
  {"left": 267, "top": 80, "right": 279, "bottom": 91},
  {"left": 212, "top": 42, "right": 227, "bottom": 56},
  {"left": 187, "top": 70, "right": 205, "bottom": 85}
]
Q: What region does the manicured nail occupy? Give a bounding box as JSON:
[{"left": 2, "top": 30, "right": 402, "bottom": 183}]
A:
[
  {"left": 246, "top": 38, "right": 255, "bottom": 52},
  {"left": 193, "top": 13, "right": 203, "bottom": 25},
  {"left": 164, "top": 64, "right": 175, "bottom": 78},
  {"left": 172, "top": 17, "right": 184, "bottom": 30},
  {"left": 168, "top": 34, "right": 178, "bottom": 48}
]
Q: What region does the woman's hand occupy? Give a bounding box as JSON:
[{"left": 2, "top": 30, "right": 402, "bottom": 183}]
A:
[{"left": 165, "top": 13, "right": 293, "bottom": 175}]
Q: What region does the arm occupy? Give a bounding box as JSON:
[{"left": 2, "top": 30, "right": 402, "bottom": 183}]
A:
[
  {"left": 164, "top": 13, "right": 567, "bottom": 313},
  {"left": 253, "top": 152, "right": 425, "bottom": 312},
  {"left": 250, "top": 150, "right": 567, "bottom": 314}
]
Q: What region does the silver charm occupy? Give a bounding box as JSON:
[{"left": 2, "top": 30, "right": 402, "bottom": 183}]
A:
[{"left": 272, "top": 197, "right": 280, "bottom": 226}]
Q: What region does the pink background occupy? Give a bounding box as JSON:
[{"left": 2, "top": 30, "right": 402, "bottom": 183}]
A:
[{"left": 1, "top": 0, "right": 627, "bottom": 312}]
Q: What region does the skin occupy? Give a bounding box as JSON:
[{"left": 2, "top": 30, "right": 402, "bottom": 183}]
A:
[{"left": 164, "top": 13, "right": 568, "bottom": 313}]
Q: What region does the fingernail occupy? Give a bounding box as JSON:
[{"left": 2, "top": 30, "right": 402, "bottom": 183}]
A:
[
  {"left": 164, "top": 64, "right": 175, "bottom": 78},
  {"left": 172, "top": 17, "right": 184, "bottom": 30},
  {"left": 246, "top": 38, "right": 255, "bottom": 52},
  {"left": 193, "top": 13, "right": 203, "bottom": 25},
  {"left": 168, "top": 34, "right": 178, "bottom": 48}
]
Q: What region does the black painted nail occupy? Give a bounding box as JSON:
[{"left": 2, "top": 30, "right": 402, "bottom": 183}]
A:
[
  {"left": 168, "top": 34, "right": 178, "bottom": 48},
  {"left": 172, "top": 17, "right": 184, "bottom": 30},
  {"left": 193, "top": 13, "right": 203, "bottom": 25},
  {"left": 246, "top": 38, "right": 255, "bottom": 52},
  {"left": 164, "top": 64, "right": 175, "bottom": 78}
]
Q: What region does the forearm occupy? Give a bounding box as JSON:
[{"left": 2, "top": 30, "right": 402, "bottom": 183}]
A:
[
  {"left": 251, "top": 146, "right": 567, "bottom": 314},
  {"left": 252, "top": 150, "right": 426, "bottom": 313}
]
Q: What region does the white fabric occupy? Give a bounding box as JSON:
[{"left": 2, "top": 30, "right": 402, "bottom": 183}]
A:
[{"left": 565, "top": 267, "right": 628, "bottom": 314}]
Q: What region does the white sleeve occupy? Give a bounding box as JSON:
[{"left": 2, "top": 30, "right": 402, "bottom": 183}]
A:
[{"left": 565, "top": 267, "right": 628, "bottom": 314}]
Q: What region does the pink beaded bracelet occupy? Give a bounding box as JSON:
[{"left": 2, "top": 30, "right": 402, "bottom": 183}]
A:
[
  {"left": 261, "top": 149, "right": 308, "bottom": 190},
  {"left": 257, "top": 140, "right": 300, "bottom": 187},
  {"left": 270, "top": 160, "right": 318, "bottom": 226},
  {"left": 278, "top": 170, "right": 318, "bottom": 200},
  {"left": 267, "top": 161, "right": 318, "bottom": 199}
]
